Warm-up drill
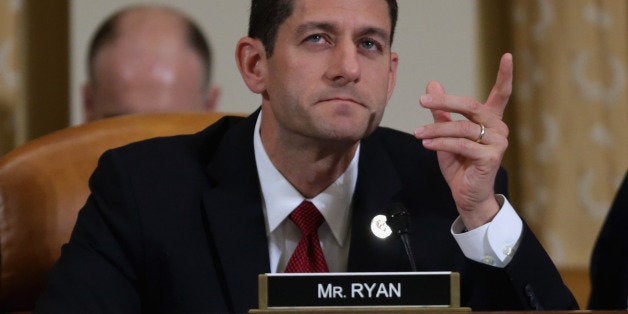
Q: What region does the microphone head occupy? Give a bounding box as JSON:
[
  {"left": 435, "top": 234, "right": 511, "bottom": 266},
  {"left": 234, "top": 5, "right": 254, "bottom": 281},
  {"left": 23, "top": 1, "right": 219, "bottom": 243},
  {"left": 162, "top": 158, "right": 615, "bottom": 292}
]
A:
[{"left": 385, "top": 203, "right": 410, "bottom": 235}]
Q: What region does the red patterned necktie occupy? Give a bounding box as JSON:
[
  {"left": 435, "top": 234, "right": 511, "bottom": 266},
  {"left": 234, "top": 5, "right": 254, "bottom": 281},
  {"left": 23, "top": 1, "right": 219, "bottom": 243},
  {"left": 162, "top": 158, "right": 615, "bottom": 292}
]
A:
[{"left": 285, "top": 200, "right": 329, "bottom": 273}]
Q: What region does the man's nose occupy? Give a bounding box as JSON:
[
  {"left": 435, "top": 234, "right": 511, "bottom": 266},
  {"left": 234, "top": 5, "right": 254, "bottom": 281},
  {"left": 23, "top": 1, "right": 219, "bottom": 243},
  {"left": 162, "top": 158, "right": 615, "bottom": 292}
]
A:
[{"left": 326, "top": 41, "right": 361, "bottom": 86}]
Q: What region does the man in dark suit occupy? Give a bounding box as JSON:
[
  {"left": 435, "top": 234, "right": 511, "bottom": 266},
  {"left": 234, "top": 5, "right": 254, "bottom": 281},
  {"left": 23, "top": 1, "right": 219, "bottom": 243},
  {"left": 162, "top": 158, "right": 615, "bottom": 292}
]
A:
[
  {"left": 589, "top": 171, "right": 628, "bottom": 310},
  {"left": 36, "top": 0, "right": 577, "bottom": 312}
]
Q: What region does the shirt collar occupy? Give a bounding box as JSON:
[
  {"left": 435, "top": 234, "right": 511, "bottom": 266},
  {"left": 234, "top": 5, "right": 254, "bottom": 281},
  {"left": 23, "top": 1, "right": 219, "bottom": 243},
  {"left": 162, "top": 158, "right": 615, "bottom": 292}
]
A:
[{"left": 253, "top": 113, "right": 358, "bottom": 246}]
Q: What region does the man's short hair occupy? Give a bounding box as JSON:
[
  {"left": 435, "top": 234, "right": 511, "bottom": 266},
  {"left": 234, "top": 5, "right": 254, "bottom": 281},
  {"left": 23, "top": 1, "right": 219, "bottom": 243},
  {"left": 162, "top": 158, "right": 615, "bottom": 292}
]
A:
[
  {"left": 87, "top": 6, "right": 212, "bottom": 87},
  {"left": 247, "top": 0, "right": 398, "bottom": 57}
]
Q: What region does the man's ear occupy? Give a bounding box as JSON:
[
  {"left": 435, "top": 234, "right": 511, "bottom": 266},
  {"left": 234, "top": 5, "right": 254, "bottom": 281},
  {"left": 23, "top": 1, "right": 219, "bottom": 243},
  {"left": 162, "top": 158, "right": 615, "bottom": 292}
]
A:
[
  {"left": 203, "top": 85, "right": 221, "bottom": 112},
  {"left": 82, "top": 83, "right": 95, "bottom": 122},
  {"left": 235, "top": 37, "right": 267, "bottom": 94}
]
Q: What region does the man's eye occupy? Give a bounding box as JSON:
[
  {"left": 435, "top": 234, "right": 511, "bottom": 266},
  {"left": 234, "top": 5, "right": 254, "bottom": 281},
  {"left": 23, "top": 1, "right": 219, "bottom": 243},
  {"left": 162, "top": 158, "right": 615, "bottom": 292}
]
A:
[
  {"left": 362, "top": 41, "right": 377, "bottom": 50},
  {"left": 306, "top": 34, "right": 324, "bottom": 43},
  {"left": 360, "top": 38, "right": 383, "bottom": 51}
]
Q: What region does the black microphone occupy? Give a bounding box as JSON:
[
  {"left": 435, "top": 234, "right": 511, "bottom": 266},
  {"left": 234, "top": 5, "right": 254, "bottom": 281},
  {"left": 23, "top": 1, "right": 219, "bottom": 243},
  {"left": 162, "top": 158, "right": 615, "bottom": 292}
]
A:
[{"left": 385, "top": 203, "right": 417, "bottom": 271}]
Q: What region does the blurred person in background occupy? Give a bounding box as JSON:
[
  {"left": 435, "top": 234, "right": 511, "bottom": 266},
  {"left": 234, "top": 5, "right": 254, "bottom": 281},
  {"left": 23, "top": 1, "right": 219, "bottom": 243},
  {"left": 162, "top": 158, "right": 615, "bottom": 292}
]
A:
[
  {"left": 589, "top": 170, "right": 628, "bottom": 310},
  {"left": 82, "top": 5, "right": 220, "bottom": 121}
]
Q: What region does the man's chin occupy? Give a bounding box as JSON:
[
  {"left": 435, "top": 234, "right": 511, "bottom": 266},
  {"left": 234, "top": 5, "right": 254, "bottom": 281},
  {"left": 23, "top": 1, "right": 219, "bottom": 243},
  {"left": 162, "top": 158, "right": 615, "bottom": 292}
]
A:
[{"left": 321, "top": 123, "right": 374, "bottom": 142}]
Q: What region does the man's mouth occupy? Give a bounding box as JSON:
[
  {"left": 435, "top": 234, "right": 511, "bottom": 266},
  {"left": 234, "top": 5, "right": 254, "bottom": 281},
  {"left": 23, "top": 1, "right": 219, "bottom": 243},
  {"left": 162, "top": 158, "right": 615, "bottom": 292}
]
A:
[{"left": 318, "top": 97, "right": 365, "bottom": 107}]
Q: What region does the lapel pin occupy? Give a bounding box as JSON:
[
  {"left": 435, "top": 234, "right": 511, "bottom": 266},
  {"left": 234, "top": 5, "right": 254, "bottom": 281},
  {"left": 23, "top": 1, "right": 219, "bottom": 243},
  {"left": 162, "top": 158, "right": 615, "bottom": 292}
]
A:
[{"left": 370, "top": 214, "right": 392, "bottom": 239}]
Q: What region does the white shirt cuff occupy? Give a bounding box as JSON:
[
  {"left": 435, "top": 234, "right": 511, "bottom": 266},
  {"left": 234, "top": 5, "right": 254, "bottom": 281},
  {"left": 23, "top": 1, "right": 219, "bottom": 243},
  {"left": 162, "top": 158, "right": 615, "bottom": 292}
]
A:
[{"left": 450, "top": 195, "right": 523, "bottom": 268}]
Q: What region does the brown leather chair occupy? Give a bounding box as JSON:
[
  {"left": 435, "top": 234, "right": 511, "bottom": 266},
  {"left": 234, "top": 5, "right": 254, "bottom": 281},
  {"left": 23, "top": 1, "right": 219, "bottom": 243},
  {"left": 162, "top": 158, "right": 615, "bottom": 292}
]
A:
[{"left": 0, "top": 112, "right": 235, "bottom": 313}]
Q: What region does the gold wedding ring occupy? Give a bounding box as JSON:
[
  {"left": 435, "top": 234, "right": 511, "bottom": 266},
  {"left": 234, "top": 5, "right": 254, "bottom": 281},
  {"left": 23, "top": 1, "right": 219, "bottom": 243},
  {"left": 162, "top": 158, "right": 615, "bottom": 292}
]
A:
[{"left": 475, "top": 123, "right": 486, "bottom": 143}]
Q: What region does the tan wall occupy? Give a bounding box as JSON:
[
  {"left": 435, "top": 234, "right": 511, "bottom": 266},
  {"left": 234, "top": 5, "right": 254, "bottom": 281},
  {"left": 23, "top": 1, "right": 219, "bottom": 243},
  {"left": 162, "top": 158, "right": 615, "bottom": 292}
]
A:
[
  {"left": 0, "top": 0, "right": 24, "bottom": 155},
  {"left": 0, "top": 1, "right": 69, "bottom": 155}
]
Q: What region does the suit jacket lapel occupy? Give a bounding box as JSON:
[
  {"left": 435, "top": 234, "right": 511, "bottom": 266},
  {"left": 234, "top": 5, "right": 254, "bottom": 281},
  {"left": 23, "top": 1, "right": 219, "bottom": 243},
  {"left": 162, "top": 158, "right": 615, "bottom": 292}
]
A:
[
  {"left": 348, "top": 133, "right": 407, "bottom": 271},
  {"left": 201, "top": 111, "right": 269, "bottom": 312}
]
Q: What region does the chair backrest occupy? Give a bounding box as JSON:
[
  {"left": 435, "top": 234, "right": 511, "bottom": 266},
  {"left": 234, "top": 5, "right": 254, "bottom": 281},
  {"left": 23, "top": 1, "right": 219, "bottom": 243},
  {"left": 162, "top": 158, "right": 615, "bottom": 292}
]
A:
[{"left": 0, "top": 112, "right": 234, "bottom": 312}]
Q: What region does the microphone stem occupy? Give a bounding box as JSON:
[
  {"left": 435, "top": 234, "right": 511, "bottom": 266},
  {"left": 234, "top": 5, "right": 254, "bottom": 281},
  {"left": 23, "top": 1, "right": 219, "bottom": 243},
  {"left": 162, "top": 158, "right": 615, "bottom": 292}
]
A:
[{"left": 400, "top": 233, "right": 417, "bottom": 271}]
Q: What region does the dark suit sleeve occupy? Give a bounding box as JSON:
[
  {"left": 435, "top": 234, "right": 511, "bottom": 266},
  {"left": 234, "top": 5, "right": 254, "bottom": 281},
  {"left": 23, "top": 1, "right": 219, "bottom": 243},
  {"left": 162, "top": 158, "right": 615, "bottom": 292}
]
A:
[
  {"left": 35, "top": 150, "right": 144, "bottom": 313},
  {"left": 588, "top": 172, "right": 628, "bottom": 310},
  {"left": 460, "top": 170, "right": 578, "bottom": 311},
  {"left": 503, "top": 224, "right": 578, "bottom": 310}
]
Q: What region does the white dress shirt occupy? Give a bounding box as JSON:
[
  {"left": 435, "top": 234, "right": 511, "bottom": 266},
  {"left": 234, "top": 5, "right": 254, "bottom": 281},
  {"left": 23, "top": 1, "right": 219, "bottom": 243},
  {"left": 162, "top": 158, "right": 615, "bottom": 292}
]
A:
[
  {"left": 253, "top": 114, "right": 523, "bottom": 271},
  {"left": 253, "top": 113, "right": 356, "bottom": 272}
]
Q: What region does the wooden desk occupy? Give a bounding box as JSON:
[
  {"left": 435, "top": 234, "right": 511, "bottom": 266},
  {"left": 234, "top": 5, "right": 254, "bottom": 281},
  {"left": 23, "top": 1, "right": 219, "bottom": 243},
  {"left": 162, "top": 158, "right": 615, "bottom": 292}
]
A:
[{"left": 252, "top": 311, "right": 623, "bottom": 314}]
